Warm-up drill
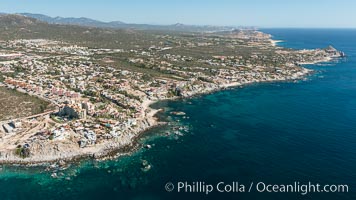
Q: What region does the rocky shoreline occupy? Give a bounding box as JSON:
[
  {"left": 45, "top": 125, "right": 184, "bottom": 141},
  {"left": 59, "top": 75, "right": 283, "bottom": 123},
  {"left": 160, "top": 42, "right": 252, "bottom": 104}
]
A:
[
  {"left": 0, "top": 31, "right": 345, "bottom": 167},
  {"left": 0, "top": 121, "right": 166, "bottom": 167},
  {"left": 0, "top": 65, "right": 314, "bottom": 167}
]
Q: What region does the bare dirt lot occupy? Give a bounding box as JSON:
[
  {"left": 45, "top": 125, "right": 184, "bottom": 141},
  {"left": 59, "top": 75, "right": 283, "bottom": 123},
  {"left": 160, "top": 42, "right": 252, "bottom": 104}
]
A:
[{"left": 0, "top": 87, "right": 49, "bottom": 121}]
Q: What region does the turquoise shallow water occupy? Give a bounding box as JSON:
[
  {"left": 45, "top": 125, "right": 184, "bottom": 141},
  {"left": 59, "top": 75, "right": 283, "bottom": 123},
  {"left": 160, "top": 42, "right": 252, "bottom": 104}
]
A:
[{"left": 0, "top": 29, "right": 356, "bottom": 200}]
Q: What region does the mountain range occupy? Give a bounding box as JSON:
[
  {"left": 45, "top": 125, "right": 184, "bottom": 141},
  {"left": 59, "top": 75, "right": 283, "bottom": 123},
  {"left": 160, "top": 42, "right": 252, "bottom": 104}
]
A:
[{"left": 18, "top": 13, "right": 236, "bottom": 32}]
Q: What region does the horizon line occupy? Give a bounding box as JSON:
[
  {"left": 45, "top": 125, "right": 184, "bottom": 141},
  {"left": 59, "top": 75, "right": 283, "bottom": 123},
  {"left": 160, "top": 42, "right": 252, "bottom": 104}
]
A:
[{"left": 2, "top": 12, "right": 356, "bottom": 29}]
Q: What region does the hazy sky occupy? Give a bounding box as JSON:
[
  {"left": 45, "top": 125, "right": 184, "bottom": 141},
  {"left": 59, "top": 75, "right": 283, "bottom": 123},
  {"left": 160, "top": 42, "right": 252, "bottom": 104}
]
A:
[{"left": 1, "top": 0, "right": 356, "bottom": 28}]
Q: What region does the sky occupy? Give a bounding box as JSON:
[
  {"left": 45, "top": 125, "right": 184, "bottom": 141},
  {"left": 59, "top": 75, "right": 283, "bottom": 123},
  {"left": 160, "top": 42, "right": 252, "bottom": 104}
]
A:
[{"left": 1, "top": 0, "right": 356, "bottom": 28}]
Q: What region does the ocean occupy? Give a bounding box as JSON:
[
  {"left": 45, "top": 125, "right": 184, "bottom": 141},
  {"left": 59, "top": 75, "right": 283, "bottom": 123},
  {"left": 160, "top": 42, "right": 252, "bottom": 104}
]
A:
[{"left": 0, "top": 29, "right": 355, "bottom": 200}]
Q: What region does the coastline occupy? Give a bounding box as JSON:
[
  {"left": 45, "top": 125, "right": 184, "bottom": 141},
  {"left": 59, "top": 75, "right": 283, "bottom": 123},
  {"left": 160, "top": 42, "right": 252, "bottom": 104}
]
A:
[
  {"left": 0, "top": 23, "right": 353, "bottom": 200},
  {"left": 0, "top": 62, "right": 320, "bottom": 167},
  {"left": 270, "top": 39, "right": 284, "bottom": 47},
  {"left": 0, "top": 98, "right": 164, "bottom": 166},
  {"left": 0, "top": 36, "right": 342, "bottom": 167},
  {"left": 296, "top": 56, "right": 333, "bottom": 65},
  {"left": 0, "top": 66, "right": 313, "bottom": 167}
]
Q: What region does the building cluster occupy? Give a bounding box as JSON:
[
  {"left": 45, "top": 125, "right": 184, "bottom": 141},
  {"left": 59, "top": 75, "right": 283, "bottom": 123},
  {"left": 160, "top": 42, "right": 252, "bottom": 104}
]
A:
[{"left": 0, "top": 32, "right": 344, "bottom": 160}]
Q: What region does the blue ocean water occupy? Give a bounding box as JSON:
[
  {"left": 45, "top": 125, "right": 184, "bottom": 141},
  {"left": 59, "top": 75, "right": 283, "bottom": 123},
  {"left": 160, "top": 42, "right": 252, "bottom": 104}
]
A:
[{"left": 0, "top": 29, "right": 355, "bottom": 200}]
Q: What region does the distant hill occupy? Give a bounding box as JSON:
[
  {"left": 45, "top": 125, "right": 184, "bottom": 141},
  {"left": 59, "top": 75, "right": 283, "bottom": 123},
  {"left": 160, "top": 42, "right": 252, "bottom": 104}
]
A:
[
  {"left": 19, "top": 13, "right": 235, "bottom": 32},
  {"left": 0, "top": 14, "right": 45, "bottom": 27},
  {"left": 0, "top": 14, "right": 160, "bottom": 49},
  {"left": 20, "top": 13, "right": 125, "bottom": 28},
  {"left": 0, "top": 13, "right": 247, "bottom": 51}
]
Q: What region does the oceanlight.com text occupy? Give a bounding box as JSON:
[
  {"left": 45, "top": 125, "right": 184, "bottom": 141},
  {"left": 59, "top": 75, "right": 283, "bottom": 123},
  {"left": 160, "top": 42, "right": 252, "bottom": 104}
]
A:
[{"left": 165, "top": 181, "right": 349, "bottom": 195}]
